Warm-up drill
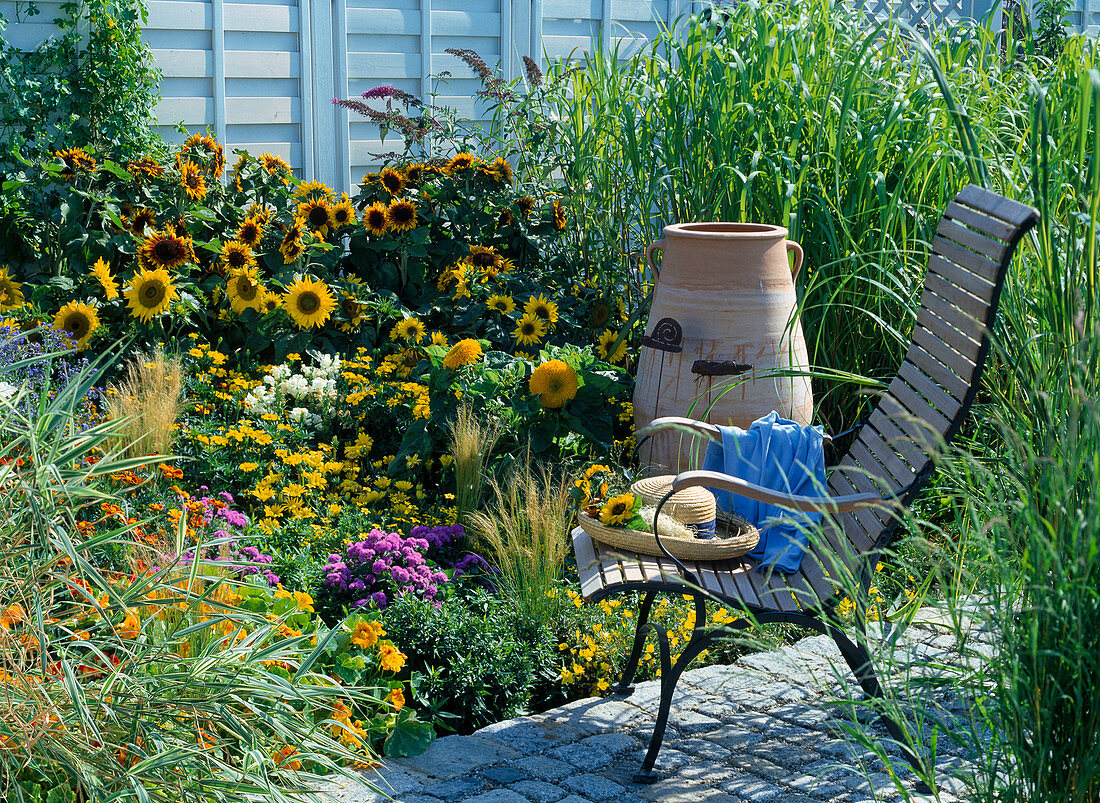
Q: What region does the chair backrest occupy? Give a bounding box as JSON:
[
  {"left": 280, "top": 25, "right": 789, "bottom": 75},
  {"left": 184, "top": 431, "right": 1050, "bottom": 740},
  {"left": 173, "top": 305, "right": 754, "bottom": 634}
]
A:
[{"left": 824, "top": 185, "right": 1039, "bottom": 563}]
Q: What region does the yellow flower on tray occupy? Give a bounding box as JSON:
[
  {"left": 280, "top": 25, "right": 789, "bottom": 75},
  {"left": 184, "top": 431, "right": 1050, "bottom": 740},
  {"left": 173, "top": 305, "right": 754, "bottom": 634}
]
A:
[
  {"left": 282, "top": 276, "right": 335, "bottom": 329},
  {"left": 227, "top": 267, "right": 266, "bottom": 315},
  {"left": 52, "top": 301, "right": 100, "bottom": 349},
  {"left": 91, "top": 257, "right": 119, "bottom": 299},
  {"left": 442, "top": 338, "right": 483, "bottom": 370},
  {"left": 599, "top": 493, "right": 635, "bottom": 526},
  {"left": 529, "top": 359, "right": 578, "bottom": 409},
  {"left": 125, "top": 267, "right": 178, "bottom": 324}
]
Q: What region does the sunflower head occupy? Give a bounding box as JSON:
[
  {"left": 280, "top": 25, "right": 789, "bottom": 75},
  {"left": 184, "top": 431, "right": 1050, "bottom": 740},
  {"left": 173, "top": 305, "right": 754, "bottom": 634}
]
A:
[
  {"left": 52, "top": 301, "right": 100, "bottom": 349},
  {"left": 0, "top": 267, "right": 25, "bottom": 312},
  {"left": 338, "top": 291, "right": 364, "bottom": 332},
  {"left": 442, "top": 339, "right": 483, "bottom": 370},
  {"left": 125, "top": 158, "right": 164, "bottom": 181},
  {"left": 91, "top": 258, "right": 119, "bottom": 300},
  {"left": 54, "top": 148, "right": 97, "bottom": 179},
  {"left": 331, "top": 199, "right": 356, "bottom": 228},
  {"left": 139, "top": 227, "right": 196, "bottom": 271},
  {"left": 386, "top": 199, "right": 417, "bottom": 233},
  {"left": 125, "top": 267, "right": 179, "bottom": 324},
  {"left": 279, "top": 219, "right": 306, "bottom": 264},
  {"left": 516, "top": 196, "right": 535, "bottom": 218},
  {"left": 379, "top": 168, "right": 405, "bottom": 196},
  {"left": 227, "top": 267, "right": 266, "bottom": 315},
  {"left": 404, "top": 163, "right": 426, "bottom": 185},
  {"left": 468, "top": 245, "right": 503, "bottom": 272},
  {"left": 179, "top": 133, "right": 225, "bottom": 178},
  {"left": 486, "top": 294, "right": 515, "bottom": 314},
  {"left": 180, "top": 161, "right": 208, "bottom": 200},
  {"left": 552, "top": 199, "right": 567, "bottom": 231},
  {"left": 445, "top": 152, "right": 478, "bottom": 174},
  {"left": 389, "top": 317, "right": 425, "bottom": 343},
  {"left": 488, "top": 156, "right": 513, "bottom": 184},
  {"left": 597, "top": 329, "right": 628, "bottom": 364},
  {"left": 129, "top": 208, "right": 156, "bottom": 236},
  {"left": 524, "top": 293, "right": 560, "bottom": 325},
  {"left": 599, "top": 493, "right": 636, "bottom": 526},
  {"left": 221, "top": 240, "right": 255, "bottom": 273},
  {"left": 362, "top": 203, "right": 390, "bottom": 237},
  {"left": 513, "top": 313, "right": 547, "bottom": 346},
  {"left": 529, "top": 359, "right": 579, "bottom": 409},
  {"left": 238, "top": 216, "right": 264, "bottom": 247},
  {"left": 298, "top": 199, "right": 333, "bottom": 237},
  {"left": 282, "top": 277, "right": 336, "bottom": 329},
  {"left": 498, "top": 208, "right": 515, "bottom": 227},
  {"left": 295, "top": 180, "right": 334, "bottom": 201},
  {"left": 260, "top": 152, "right": 292, "bottom": 179}
]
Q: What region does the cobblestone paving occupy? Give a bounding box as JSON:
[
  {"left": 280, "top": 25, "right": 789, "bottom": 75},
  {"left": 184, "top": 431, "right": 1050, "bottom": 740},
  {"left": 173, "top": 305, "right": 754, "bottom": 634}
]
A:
[{"left": 324, "top": 615, "right": 984, "bottom": 803}]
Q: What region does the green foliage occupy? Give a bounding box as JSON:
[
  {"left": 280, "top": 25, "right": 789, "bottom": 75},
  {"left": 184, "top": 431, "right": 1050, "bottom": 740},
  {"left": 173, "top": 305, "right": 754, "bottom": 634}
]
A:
[{"left": 0, "top": 0, "right": 162, "bottom": 164}]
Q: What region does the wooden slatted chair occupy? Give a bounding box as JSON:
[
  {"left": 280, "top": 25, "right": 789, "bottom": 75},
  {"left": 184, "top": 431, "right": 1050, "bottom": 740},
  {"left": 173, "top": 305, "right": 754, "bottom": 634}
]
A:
[{"left": 571, "top": 185, "right": 1038, "bottom": 789}]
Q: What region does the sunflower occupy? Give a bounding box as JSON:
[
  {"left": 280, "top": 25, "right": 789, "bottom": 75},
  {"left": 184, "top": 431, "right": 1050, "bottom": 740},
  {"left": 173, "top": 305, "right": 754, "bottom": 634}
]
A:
[
  {"left": 599, "top": 493, "right": 636, "bottom": 526},
  {"left": 552, "top": 199, "right": 567, "bottom": 231},
  {"left": 498, "top": 208, "right": 515, "bottom": 227},
  {"left": 445, "top": 152, "right": 478, "bottom": 174},
  {"left": 91, "top": 258, "right": 119, "bottom": 299},
  {"left": 139, "top": 227, "right": 196, "bottom": 271},
  {"left": 237, "top": 215, "right": 264, "bottom": 248},
  {"left": 54, "top": 148, "right": 96, "bottom": 179},
  {"left": 179, "top": 133, "right": 225, "bottom": 178},
  {"left": 331, "top": 197, "right": 356, "bottom": 229},
  {"left": 597, "top": 329, "right": 628, "bottom": 364},
  {"left": 220, "top": 240, "right": 255, "bottom": 273},
  {"left": 467, "top": 245, "right": 505, "bottom": 279},
  {"left": 442, "top": 339, "right": 483, "bottom": 370},
  {"left": 488, "top": 156, "right": 513, "bottom": 184},
  {"left": 232, "top": 154, "right": 248, "bottom": 190},
  {"left": 430, "top": 331, "right": 449, "bottom": 348},
  {"left": 338, "top": 290, "right": 364, "bottom": 333},
  {"left": 386, "top": 199, "right": 417, "bottom": 233},
  {"left": 295, "top": 180, "right": 334, "bottom": 201},
  {"left": 260, "top": 289, "right": 281, "bottom": 314},
  {"left": 524, "top": 293, "right": 560, "bottom": 325},
  {"left": 124, "top": 268, "right": 178, "bottom": 324},
  {"left": 0, "top": 268, "right": 24, "bottom": 312},
  {"left": 180, "top": 160, "right": 208, "bottom": 200},
  {"left": 279, "top": 219, "right": 306, "bottom": 264},
  {"left": 227, "top": 267, "right": 265, "bottom": 315},
  {"left": 404, "top": 163, "right": 426, "bottom": 184},
  {"left": 513, "top": 313, "right": 547, "bottom": 346},
  {"left": 379, "top": 168, "right": 405, "bottom": 196},
  {"left": 52, "top": 301, "right": 100, "bottom": 349},
  {"left": 125, "top": 158, "right": 164, "bottom": 181},
  {"left": 362, "top": 203, "right": 389, "bottom": 237},
  {"left": 282, "top": 276, "right": 336, "bottom": 329},
  {"left": 260, "top": 152, "right": 291, "bottom": 176},
  {"left": 486, "top": 294, "right": 515, "bottom": 314},
  {"left": 516, "top": 195, "right": 535, "bottom": 218},
  {"left": 298, "top": 199, "right": 334, "bottom": 238},
  {"left": 389, "top": 317, "right": 426, "bottom": 343},
  {"left": 128, "top": 208, "right": 156, "bottom": 236},
  {"left": 529, "top": 359, "right": 579, "bottom": 409}
]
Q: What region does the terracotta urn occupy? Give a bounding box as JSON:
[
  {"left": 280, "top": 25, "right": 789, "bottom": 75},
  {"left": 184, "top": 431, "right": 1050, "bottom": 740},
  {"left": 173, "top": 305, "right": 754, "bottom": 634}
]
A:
[{"left": 633, "top": 222, "right": 814, "bottom": 474}]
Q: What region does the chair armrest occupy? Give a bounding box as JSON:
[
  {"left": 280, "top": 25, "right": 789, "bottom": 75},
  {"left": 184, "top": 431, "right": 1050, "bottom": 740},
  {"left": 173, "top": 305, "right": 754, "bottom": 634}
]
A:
[{"left": 671, "top": 470, "right": 896, "bottom": 513}]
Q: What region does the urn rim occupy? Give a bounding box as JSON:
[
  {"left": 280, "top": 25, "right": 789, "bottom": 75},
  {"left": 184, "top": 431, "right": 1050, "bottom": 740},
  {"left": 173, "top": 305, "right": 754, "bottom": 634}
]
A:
[{"left": 662, "top": 222, "right": 789, "bottom": 240}]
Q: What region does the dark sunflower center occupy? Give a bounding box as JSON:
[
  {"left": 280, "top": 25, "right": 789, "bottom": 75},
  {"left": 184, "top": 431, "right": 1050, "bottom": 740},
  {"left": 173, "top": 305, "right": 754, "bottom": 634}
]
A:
[
  {"left": 64, "top": 313, "right": 89, "bottom": 338},
  {"left": 534, "top": 305, "right": 550, "bottom": 319},
  {"left": 493, "top": 301, "right": 506, "bottom": 310},
  {"left": 297, "top": 291, "right": 321, "bottom": 315},
  {"left": 368, "top": 211, "right": 386, "bottom": 228},
  {"left": 153, "top": 239, "right": 184, "bottom": 263},
  {"left": 334, "top": 209, "right": 350, "bottom": 224},
  {"left": 341, "top": 298, "right": 359, "bottom": 316},
  {"left": 610, "top": 501, "right": 628, "bottom": 516},
  {"left": 140, "top": 280, "right": 166, "bottom": 305},
  {"left": 383, "top": 174, "right": 402, "bottom": 191},
  {"left": 471, "top": 252, "right": 496, "bottom": 268},
  {"left": 392, "top": 206, "right": 413, "bottom": 224},
  {"left": 406, "top": 168, "right": 421, "bottom": 182},
  {"left": 308, "top": 207, "right": 329, "bottom": 227},
  {"left": 227, "top": 250, "right": 247, "bottom": 268},
  {"left": 242, "top": 224, "right": 259, "bottom": 242},
  {"left": 522, "top": 322, "right": 535, "bottom": 336},
  {"left": 237, "top": 278, "right": 257, "bottom": 300},
  {"left": 591, "top": 302, "right": 610, "bottom": 327}
]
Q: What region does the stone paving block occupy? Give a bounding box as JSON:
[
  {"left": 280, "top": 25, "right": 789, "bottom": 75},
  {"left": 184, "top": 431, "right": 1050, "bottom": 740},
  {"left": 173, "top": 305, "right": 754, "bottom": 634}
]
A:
[
  {"left": 665, "top": 709, "right": 723, "bottom": 734},
  {"left": 556, "top": 797, "right": 594, "bottom": 803},
  {"left": 464, "top": 790, "right": 530, "bottom": 803},
  {"left": 725, "top": 751, "right": 791, "bottom": 781},
  {"left": 481, "top": 765, "right": 528, "bottom": 784},
  {"left": 361, "top": 765, "right": 434, "bottom": 796},
  {"left": 391, "top": 734, "right": 514, "bottom": 780},
  {"left": 622, "top": 745, "right": 694, "bottom": 771},
  {"left": 546, "top": 698, "right": 649, "bottom": 734},
  {"left": 560, "top": 773, "right": 632, "bottom": 802},
  {"left": 671, "top": 736, "right": 733, "bottom": 762},
  {"left": 635, "top": 776, "right": 743, "bottom": 802},
  {"left": 677, "top": 758, "right": 744, "bottom": 784},
  {"left": 578, "top": 731, "right": 636, "bottom": 755},
  {"left": 705, "top": 723, "right": 766, "bottom": 751},
  {"left": 681, "top": 664, "right": 767, "bottom": 693},
  {"left": 509, "top": 780, "right": 568, "bottom": 803},
  {"left": 548, "top": 742, "right": 612, "bottom": 772},
  {"left": 420, "top": 774, "right": 485, "bottom": 799},
  {"left": 720, "top": 775, "right": 786, "bottom": 801},
  {"left": 478, "top": 716, "right": 587, "bottom": 753},
  {"left": 513, "top": 756, "right": 575, "bottom": 782},
  {"left": 394, "top": 795, "right": 442, "bottom": 803},
  {"left": 786, "top": 772, "right": 848, "bottom": 798}
]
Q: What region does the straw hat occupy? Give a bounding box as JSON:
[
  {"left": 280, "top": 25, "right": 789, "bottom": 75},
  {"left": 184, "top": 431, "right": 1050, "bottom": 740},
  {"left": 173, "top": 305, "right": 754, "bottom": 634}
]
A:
[
  {"left": 578, "top": 509, "right": 758, "bottom": 561},
  {"left": 630, "top": 475, "right": 716, "bottom": 533}
]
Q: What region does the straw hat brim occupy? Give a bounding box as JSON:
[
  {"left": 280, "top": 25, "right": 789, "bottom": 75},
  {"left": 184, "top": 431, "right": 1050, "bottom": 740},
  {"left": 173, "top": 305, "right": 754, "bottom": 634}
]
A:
[{"left": 580, "top": 513, "right": 759, "bottom": 562}]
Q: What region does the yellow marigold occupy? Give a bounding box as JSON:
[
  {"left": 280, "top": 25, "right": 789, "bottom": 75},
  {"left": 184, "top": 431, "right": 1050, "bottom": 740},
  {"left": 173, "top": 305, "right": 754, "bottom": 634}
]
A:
[
  {"left": 379, "top": 642, "right": 406, "bottom": 673},
  {"left": 442, "top": 338, "right": 483, "bottom": 370},
  {"left": 389, "top": 687, "right": 405, "bottom": 711},
  {"left": 529, "top": 359, "right": 578, "bottom": 409},
  {"left": 350, "top": 620, "right": 385, "bottom": 650},
  {"left": 117, "top": 610, "right": 141, "bottom": 640}
]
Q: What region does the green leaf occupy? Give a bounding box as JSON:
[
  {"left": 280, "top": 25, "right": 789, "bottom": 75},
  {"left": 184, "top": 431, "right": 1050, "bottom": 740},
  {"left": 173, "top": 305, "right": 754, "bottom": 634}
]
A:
[{"left": 383, "top": 709, "right": 434, "bottom": 757}]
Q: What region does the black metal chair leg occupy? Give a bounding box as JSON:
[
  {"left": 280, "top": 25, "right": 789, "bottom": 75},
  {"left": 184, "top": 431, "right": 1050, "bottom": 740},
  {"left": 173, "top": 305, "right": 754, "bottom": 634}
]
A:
[
  {"left": 612, "top": 590, "right": 657, "bottom": 696},
  {"left": 829, "top": 625, "right": 936, "bottom": 794}
]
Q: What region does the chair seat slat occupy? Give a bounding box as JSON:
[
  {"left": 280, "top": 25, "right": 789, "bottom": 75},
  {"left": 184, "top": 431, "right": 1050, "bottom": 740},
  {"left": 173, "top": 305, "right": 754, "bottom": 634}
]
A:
[
  {"left": 926, "top": 270, "right": 990, "bottom": 320},
  {"left": 888, "top": 378, "right": 953, "bottom": 436},
  {"left": 865, "top": 408, "right": 929, "bottom": 471},
  {"left": 956, "top": 185, "right": 1040, "bottom": 227},
  {"left": 920, "top": 291, "right": 985, "bottom": 349},
  {"left": 898, "top": 362, "right": 964, "bottom": 421},
  {"left": 728, "top": 561, "right": 765, "bottom": 609},
  {"left": 933, "top": 238, "right": 1000, "bottom": 283},
  {"left": 907, "top": 343, "right": 971, "bottom": 403},
  {"left": 754, "top": 573, "right": 801, "bottom": 612},
  {"left": 929, "top": 252, "right": 996, "bottom": 302},
  {"left": 935, "top": 217, "right": 1011, "bottom": 263},
  {"left": 944, "top": 200, "right": 1018, "bottom": 241},
  {"left": 877, "top": 394, "right": 940, "bottom": 454},
  {"left": 912, "top": 324, "right": 977, "bottom": 378},
  {"left": 850, "top": 431, "right": 915, "bottom": 489}
]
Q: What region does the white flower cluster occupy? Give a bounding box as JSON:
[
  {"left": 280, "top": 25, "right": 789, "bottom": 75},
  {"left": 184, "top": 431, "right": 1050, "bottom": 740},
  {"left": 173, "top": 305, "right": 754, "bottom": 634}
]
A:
[{"left": 244, "top": 353, "right": 342, "bottom": 430}]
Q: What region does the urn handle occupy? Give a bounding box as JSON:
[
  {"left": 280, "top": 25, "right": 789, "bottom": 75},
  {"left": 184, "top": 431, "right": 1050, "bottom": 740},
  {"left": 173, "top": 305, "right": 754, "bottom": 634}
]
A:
[
  {"left": 645, "top": 238, "right": 666, "bottom": 280},
  {"left": 786, "top": 240, "right": 804, "bottom": 280}
]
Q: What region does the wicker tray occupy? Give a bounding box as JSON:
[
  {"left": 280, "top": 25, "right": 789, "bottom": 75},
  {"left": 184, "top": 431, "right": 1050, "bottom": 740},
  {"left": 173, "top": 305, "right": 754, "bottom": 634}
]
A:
[{"left": 579, "top": 512, "right": 759, "bottom": 561}]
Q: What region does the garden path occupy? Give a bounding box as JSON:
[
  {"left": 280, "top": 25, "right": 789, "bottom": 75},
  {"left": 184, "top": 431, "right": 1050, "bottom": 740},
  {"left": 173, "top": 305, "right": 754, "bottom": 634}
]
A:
[{"left": 323, "top": 612, "right": 985, "bottom": 803}]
